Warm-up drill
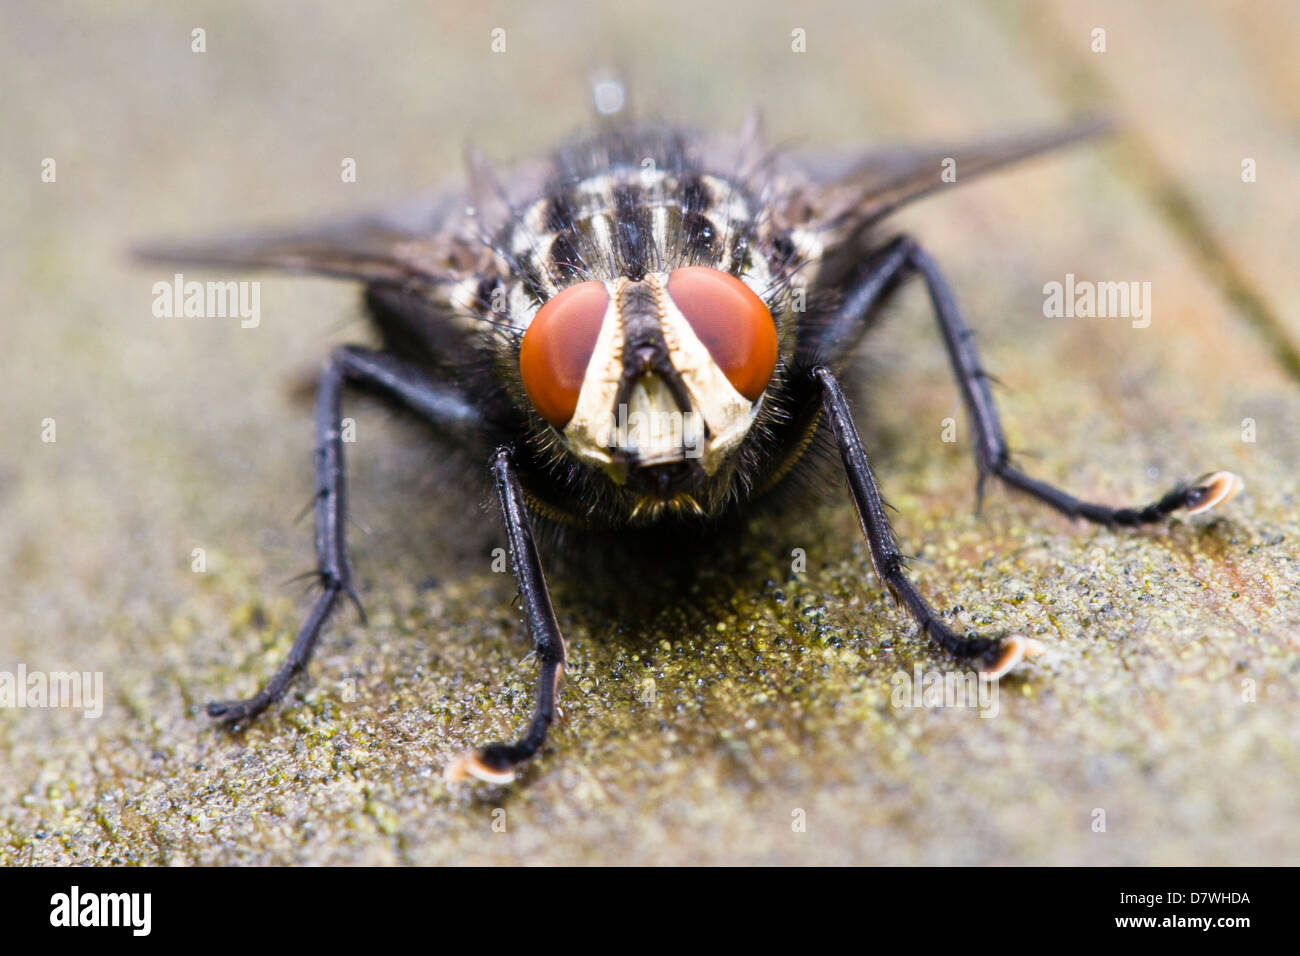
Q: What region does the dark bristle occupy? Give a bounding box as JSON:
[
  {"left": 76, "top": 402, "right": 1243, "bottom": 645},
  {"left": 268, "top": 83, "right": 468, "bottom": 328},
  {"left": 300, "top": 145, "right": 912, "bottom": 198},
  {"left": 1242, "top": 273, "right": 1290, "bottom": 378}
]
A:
[
  {"left": 682, "top": 172, "right": 712, "bottom": 214},
  {"left": 548, "top": 230, "right": 584, "bottom": 282},
  {"left": 544, "top": 193, "right": 574, "bottom": 233},
  {"left": 682, "top": 211, "right": 717, "bottom": 264},
  {"left": 613, "top": 183, "right": 652, "bottom": 278}
]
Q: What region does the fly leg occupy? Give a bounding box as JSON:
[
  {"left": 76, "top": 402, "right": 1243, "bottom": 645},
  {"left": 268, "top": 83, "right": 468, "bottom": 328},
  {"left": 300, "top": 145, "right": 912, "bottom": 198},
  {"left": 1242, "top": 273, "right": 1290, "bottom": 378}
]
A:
[
  {"left": 445, "top": 448, "right": 566, "bottom": 784},
  {"left": 207, "top": 345, "right": 480, "bottom": 725},
  {"left": 813, "top": 367, "right": 1037, "bottom": 676},
  {"left": 809, "top": 235, "right": 1242, "bottom": 524}
]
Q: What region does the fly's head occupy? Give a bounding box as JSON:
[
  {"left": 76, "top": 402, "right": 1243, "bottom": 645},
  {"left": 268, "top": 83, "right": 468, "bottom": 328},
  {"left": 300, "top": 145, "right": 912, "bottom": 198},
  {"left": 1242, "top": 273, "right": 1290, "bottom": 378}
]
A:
[
  {"left": 483, "top": 126, "right": 810, "bottom": 523},
  {"left": 518, "top": 265, "right": 781, "bottom": 510}
]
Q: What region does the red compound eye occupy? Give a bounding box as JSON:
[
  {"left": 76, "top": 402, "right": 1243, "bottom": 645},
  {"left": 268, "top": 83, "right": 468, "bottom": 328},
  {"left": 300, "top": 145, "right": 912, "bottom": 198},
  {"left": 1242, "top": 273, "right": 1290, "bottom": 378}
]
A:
[
  {"left": 666, "top": 266, "right": 777, "bottom": 400},
  {"left": 519, "top": 280, "right": 610, "bottom": 428}
]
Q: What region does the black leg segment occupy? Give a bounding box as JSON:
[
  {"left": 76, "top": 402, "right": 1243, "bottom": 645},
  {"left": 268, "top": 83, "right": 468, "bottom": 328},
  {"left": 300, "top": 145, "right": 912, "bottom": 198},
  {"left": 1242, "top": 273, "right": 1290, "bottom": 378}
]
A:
[
  {"left": 813, "top": 366, "right": 1039, "bottom": 678},
  {"left": 445, "top": 447, "right": 567, "bottom": 784},
  {"left": 207, "top": 345, "right": 482, "bottom": 726}
]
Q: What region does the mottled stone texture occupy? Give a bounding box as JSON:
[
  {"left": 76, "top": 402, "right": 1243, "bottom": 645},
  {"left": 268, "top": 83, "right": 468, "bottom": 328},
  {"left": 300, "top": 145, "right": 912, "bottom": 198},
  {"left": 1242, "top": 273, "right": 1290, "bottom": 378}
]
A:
[{"left": 2, "top": 1, "right": 1297, "bottom": 864}]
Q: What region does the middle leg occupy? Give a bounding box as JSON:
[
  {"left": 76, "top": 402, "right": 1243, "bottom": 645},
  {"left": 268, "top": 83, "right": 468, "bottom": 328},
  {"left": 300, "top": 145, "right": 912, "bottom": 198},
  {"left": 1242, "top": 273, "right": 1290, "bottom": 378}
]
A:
[
  {"left": 813, "top": 365, "right": 1038, "bottom": 679},
  {"left": 807, "top": 234, "right": 1242, "bottom": 524}
]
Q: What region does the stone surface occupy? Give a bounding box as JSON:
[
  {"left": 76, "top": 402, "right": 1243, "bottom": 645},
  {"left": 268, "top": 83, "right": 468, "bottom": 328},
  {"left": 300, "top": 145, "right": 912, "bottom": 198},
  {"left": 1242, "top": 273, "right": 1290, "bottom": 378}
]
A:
[{"left": 2, "top": 1, "right": 1297, "bottom": 865}]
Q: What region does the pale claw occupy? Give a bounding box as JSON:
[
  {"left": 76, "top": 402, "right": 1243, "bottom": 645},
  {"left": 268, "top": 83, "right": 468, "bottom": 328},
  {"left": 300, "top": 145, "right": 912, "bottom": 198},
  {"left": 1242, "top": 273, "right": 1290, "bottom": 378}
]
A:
[
  {"left": 978, "top": 634, "right": 1046, "bottom": 681},
  {"left": 1184, "top": 471, "right": 1244, "bottom": 515}
]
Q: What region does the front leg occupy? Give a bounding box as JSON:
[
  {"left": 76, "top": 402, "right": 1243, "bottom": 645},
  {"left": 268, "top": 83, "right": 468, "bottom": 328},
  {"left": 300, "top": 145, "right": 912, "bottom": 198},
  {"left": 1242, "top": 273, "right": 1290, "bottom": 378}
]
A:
[
  {"left": 444, "top": 448, "right": 567, "bottom": 784},
  {"left": 813, "top": 366, "right": 1039, "bottom": 678},
  {"left": 208, "top": 344, "right": 480, "bottom": 725}
]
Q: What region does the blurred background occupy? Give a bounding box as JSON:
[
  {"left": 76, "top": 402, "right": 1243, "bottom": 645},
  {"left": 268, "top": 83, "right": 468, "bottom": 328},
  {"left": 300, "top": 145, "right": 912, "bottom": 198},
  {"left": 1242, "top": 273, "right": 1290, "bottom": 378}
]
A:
[{"left": 2, "top": 0, "right": 1298, "bottom": 864}]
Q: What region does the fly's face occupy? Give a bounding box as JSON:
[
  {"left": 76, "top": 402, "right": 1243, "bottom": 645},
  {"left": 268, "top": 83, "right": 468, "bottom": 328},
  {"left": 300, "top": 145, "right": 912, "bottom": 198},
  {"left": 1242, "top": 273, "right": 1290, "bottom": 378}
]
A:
[
  {"left": 486, "top": 151, "right": 798, "bottom": 519},
  {"left": 518, "top": 266, "right": 778, "bottom": 500}
]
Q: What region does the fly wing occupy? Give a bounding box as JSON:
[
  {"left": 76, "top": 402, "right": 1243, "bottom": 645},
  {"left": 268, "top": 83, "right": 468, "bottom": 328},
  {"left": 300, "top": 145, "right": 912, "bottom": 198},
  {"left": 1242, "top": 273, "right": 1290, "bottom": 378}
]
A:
[
  {"left": 787, "top": 115, "right": 1114, "bottom": 238},
  {"left": 132, "top": 188, "right": 481, "bottom": 288}
]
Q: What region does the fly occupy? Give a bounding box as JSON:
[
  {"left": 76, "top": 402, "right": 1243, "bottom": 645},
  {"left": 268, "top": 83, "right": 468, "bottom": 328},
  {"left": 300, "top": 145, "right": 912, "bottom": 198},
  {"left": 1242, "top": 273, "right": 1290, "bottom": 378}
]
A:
[{"left": 136, "top": 102, "right": 1243, "bottom": 784}]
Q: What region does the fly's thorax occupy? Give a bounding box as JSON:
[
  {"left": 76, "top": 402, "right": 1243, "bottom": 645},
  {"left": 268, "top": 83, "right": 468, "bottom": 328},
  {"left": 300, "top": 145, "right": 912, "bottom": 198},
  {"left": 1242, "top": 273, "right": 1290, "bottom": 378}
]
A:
[{"left": 518, "top": 268, "right": 781, "bottom": 497}]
